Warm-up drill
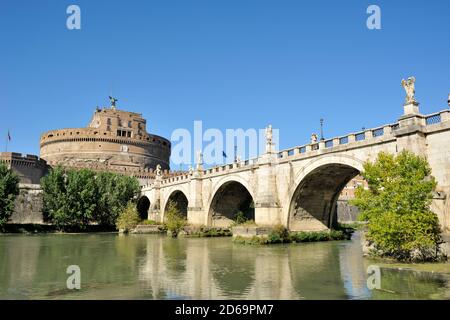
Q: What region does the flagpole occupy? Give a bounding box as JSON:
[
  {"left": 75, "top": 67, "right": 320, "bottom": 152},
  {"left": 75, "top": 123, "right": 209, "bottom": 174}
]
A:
[{"left": 5, "top": 130, "right": 8, "bottom": 152}]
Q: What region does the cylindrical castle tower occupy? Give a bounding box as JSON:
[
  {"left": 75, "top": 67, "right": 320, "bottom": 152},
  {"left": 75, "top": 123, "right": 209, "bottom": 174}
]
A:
[{"left": 40, "top": 102, "right": 171, "bottom": 172}]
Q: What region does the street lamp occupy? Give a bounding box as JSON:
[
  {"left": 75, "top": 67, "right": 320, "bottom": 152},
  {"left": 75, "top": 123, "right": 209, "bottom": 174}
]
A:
[{"left": 320, "top": 118, "right": 324, "bottom": 141}]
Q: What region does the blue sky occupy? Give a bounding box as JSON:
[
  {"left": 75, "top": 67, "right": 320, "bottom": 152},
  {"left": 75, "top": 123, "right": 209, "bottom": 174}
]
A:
[{"left": 1, "top": 0, "right": 449, "bottom": 168}]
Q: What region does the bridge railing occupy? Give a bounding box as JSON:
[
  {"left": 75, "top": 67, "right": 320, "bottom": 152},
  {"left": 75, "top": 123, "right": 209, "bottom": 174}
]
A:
[
  {"left": 425, "top": 112, "right": 442, "bottom": 125},
  {"left": 159, "top": 156, "right": 261, "bottom": 185},
  {"left": 156, "top": 109, "right": 449, "bottom": 186},
  {"left": 277, "top": 109, "right": 449, "bottom": 161},
  {"left": 277, "top": 123, "right": 394, "bottom": 159}
]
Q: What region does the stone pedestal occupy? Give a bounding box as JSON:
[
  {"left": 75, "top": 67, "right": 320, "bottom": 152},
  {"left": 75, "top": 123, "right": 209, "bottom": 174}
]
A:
[{"left": 403, "top": 101, "right": 420, "bottom": 115}]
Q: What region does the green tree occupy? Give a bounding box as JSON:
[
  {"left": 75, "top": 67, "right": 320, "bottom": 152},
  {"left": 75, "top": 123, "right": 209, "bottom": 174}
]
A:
[
  {"left": 95, "top": 171, "right": 140, "bottom": 227},
  {"left": 116, "top": 201, "right": 141, "bottom": 232},
  {"left": 41, "top": 167, "right": 140, "bottom": 230},
  {"left": 351, "top": 151, "right": 443, "bottom": 262},
  {"left": 0, "top": 162, "right": 20, "bottom": 227},
  {"left": 41, "top": 167, "right": 98, "bottom": 229},
  {"left": 164, "top": 200, "right": 187, "bottom": 237},
  {"left": 41, "top": 166, "right": 66, "bottom": 225}
]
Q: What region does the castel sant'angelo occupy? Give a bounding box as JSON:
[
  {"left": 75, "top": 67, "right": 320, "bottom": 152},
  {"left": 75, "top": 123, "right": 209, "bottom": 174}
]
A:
[{"left": 39, "top": 97, "right": 171, "bottom": 182}]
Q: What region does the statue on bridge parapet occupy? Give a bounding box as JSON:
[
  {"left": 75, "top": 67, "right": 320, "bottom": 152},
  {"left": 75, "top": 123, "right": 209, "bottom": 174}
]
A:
[
  {"left": 196, "top": 150, "right": 203, "bottom": 170},
  {"left": 401, "top": 76, "right": 416, "bottom": 104},
  {"left": 265, "top": 124, "right": 274, "bottom": 153},
  {"left": 401, "top": 76, "right": 420, "bottom": 115},
  {"left": 155, "top": 164, "right": 162, "bottom": 178},
  {"left": 310, "top": 133, "right": 318, "bottom": 144}
]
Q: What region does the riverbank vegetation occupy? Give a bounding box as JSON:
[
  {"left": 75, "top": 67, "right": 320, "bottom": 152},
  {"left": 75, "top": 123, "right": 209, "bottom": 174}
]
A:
[
  {"left": 183, "top": 226, "right": 232, "bottom": 237},
  {"left": 351, "top": 151, "right": 445, "bottom": 262},
  {"left": 116, "top": 202, "right": 141, "bottom": 232},
  {"left": 0, "top": 162, "right": 19, "bottom": 229},
  {"left": 164, "top": 200, "right": 187, "bottom": 237},
  {"left": 233, "top": 225, "right": 349, "bottom": 245},
  {"left": 41, "top": 166, "right": 140, "bottom": 231}
]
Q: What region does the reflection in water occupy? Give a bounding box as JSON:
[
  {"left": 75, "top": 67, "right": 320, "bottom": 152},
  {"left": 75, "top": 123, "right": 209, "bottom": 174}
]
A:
[
  {"left": 338, "top": 232, "right": 372, "bottom": 299},
  {"left": 0, "top": 233, "right": 449, "bottom": 299}
]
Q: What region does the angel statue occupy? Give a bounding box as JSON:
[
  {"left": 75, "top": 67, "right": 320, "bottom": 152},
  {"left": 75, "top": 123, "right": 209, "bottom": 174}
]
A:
[
  {"left": 401, "top": 76, "right": 416, "bottom": 104},
  {"left": 265, "top": 125, "right": 273, "bottom": 144},
  {"left": 195, "top": 150, "right": 204, "bottom": 170},
  {"left": 310, "top": 133, "right": 318, "bottom": 144},
  {"left": 265, "top": 125, "right": 273, "bottom": 153},
  {"left": 109, "top": 96, "right": 118, "bottom": 108},
  {"left": 155, "top": 164, "right": 162, "bottom": 177}
]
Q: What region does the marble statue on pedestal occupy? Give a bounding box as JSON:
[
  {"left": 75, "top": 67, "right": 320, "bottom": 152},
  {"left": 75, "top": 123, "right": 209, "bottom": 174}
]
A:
[{"left": 401, "top": 76, "right": 416, "bottom": 104}]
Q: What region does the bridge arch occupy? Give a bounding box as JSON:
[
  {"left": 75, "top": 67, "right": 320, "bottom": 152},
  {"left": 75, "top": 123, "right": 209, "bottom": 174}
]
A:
[
  {"left": 208, "top": 176, "right": 256, "bottom": 228},
  {"left": 286, "top": 154, "right": 364, "bottom": 231},
  {"left": 162, "top": 188, "right": 189, "bottom": 220},
  {"left": 136, "top": 195, "right": 151, "bottom": 220}
]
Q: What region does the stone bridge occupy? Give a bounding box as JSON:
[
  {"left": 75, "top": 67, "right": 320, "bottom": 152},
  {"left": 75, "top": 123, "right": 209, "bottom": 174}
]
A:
[{"left": 141, "top": 102, "right": 450, "bottom": 232}]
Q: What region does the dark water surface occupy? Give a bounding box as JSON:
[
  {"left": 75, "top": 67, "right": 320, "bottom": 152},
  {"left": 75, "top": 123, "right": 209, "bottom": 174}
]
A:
[{"left": 0, "top": 232, "right": 449, "bottom": 299}]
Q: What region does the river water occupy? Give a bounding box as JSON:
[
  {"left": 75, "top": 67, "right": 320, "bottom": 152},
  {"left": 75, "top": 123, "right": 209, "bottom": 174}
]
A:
[{"left": 0, "top": 232, "right": 449, "bottom": 299}]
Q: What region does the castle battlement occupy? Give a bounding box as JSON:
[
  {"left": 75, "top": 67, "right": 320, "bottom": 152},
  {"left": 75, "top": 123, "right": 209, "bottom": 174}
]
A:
[{"left": 0, "top": 152, "right": 49, "bottom": 184}]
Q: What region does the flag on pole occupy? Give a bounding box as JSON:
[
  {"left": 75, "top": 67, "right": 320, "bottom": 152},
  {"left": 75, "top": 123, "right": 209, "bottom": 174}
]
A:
[
  {"left": 222, "top": 151, "right": 227, "bottom": 158},
  {"left": 7, "top": 130, "right": 11, "bottom": 141}
]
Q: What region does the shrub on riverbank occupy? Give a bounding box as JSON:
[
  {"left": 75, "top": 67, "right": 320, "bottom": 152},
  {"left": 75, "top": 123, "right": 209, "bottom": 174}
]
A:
[
  {"left": 351, "top": 151, "right": 445, "bottom": 262},
  {"left": 0, "top": 162, "right": 20, "bottom": 228},
  {"left": 41, "top": 166, "right": 140, "bottom": 230},
  {"left": 290, "top": 230, "right": 348, "bottom": 242},
  {"left": 164, "top": 200, "right": 187, "bottom": 237},
  {"left": 116, "top": 202, "right": 141, "bottom": 233}
]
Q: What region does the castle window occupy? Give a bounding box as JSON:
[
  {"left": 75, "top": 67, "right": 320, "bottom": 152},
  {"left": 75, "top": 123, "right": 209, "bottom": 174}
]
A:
[
  {"left": 117, "top": 130, "right": 122, "bottom": 137},
  {"left": 127, "top": 131, "right": 131, "bottom": 138},
  {"left": 107, "top": 118, "right": 111, "bottom": 125},
  {"left": 128, "top": 121, "right": 132, "bottom": 128}
]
